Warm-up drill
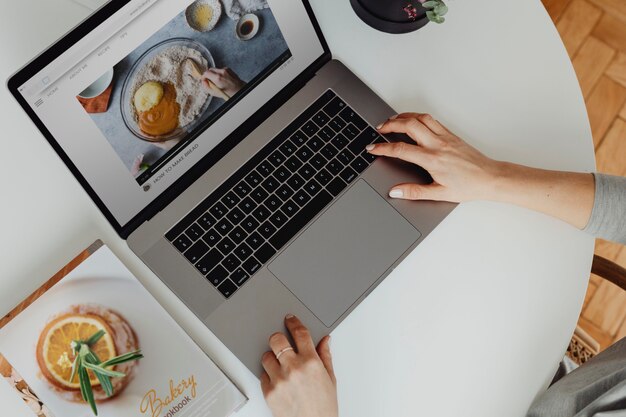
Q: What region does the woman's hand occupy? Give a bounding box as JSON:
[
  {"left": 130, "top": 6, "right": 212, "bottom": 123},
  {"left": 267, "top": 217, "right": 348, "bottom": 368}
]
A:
[
  {"left": 367, "top": 113, "right": 502, "bottom": 203},
  {"left": 368, "top": 113, "right": 595, "bottom": 229},
  {"left": 261, "top": 315, "right": 338, "bottom": 417},
  {"left": 201, "top": 67, "right": 245, "bottom": 98}
]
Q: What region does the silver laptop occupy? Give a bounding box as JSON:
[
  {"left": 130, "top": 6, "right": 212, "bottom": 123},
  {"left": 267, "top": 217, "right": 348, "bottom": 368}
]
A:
[{"left": 8, "top": 0, "right": 455, "bottom": 375}]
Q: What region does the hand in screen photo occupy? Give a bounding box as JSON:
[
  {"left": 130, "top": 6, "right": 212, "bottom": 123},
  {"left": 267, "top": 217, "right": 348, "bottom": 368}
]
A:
[{"left": 201, "top": 67, "right": 246, "bottom": 99}]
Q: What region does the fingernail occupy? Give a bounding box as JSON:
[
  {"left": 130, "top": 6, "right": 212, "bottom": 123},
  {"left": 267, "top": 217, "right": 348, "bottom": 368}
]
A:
[
  {"left": 365, "top": 144, "right": 375, "bottom": 151},
  {"left": 389, "top": 114, "right": 398, "bottom": 120},
  {"left": 285, "top": 314, "right": 294, "bottom": 319},
  {"left": 389, "top": 189, "right": 404, "bottom": 198},
  {"left": 376, "top": 123, "right": 383, "bottom": 130}
]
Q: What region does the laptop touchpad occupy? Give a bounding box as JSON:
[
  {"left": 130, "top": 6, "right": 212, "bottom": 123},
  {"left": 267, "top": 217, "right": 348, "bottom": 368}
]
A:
[{"left": 268, "top": 180, "right": 421, "bottom": 327}]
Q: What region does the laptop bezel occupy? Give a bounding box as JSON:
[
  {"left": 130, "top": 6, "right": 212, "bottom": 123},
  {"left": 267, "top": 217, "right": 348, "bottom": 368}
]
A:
[{"left": 7, "top": 0, "right": 331, "bottom": 239}]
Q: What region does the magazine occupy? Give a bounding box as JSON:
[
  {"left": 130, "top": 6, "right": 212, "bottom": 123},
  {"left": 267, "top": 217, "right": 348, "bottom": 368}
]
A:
[{"left": 0, "top": 240, "right": 246, "bottom": 417}]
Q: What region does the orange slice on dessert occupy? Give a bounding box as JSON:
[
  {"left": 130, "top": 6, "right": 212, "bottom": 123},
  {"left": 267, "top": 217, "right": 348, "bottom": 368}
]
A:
[{"left": 36, "top": 313, "right": 117, "bottom": 390}]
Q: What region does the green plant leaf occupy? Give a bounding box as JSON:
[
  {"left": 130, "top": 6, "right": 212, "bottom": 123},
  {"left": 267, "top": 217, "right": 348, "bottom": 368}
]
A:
[
  {"left": 433, "top": 15, "right": 445, "bottom": 23},
  {"left": 82, "top": 349, "right": 114, "bottom": 397},
  {"left": 100, "top": 350, "right": 144, "bottom": 367},
  {"left": 434, "top": 4, "right": 448, "bottom": 16},
  {"left": 85, "top": 330, "right": 105, "bottom": 346},
  {"left": 79, "top": 366, "right": 97, "bottom": 415},
  {"left": 422, "top": 1, "right": 438, "bottom": 8},
  {"left": 83, "top": 362, "right": 126, "bottom": 378},
  {"left": 69, "top": 354, "right": 80, "bottom": 386}
]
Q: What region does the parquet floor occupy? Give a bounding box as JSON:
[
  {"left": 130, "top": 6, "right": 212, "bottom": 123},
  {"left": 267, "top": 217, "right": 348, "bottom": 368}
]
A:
[{"left": 542, "top": 0, "right": 626, "bottom": 350}]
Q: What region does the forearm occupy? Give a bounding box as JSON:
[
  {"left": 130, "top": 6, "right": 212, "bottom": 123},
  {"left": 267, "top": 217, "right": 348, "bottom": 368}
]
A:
[{"left": 488, "top": 162, "right": 595, "bottom": 230}]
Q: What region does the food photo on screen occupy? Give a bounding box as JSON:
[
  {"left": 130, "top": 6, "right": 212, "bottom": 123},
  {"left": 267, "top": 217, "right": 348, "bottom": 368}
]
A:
[{"left": 76, "top": 0, "right": 291, "bottom": 185}]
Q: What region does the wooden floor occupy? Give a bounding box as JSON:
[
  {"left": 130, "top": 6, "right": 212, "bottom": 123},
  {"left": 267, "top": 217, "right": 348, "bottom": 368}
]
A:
[{"left": 542, "top": 0, "right": 626, "bottom": 350}]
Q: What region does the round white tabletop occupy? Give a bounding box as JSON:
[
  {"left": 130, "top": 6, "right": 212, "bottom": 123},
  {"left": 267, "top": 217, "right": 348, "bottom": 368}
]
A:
[{"left": 0, "top": 0, "right": 595, "bottom": 416}]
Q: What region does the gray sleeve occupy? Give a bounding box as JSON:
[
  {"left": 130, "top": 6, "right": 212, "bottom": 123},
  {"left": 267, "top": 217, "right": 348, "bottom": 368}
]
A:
[
  {"left": 582, "top": 173, "right": 626, "bottom": 244},
  {"left": 526, "top": 337, "right": 626, "bottom": 417}
]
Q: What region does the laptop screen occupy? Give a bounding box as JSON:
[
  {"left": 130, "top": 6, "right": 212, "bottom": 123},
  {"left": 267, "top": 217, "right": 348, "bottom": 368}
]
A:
[{"left": 13, "top": 0, "right": 325, "bottom": 230}]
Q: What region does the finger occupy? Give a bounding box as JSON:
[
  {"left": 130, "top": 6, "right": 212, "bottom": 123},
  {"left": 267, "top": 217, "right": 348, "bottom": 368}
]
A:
[
  {"left": 261, "top": 350, "right": 282, "bottom": 380},
  {"left": 268, "top": 332, "right": 296, "bottom": 364},
  {"left": 366, "top": 142, "right": 432, "bottom": 169},
  {"left": 284, "top": 314, "right": 316, "bottom": 357},
  {"left": 377, "top": 117, "right": 437, "bottom": 147},
  {"left": 201, "top": 70, "right": 222, "bottom": 85},
  {"left": 388, "top": 183, "right": 451, "bottom": 202},
  {"left": 211, "top": 67, "right": 227, "bottom": 75},
  {"left": 260, "top": 371, "right": 272, "bottom": 397},
  {"left": 316, "top": 336, "right": 336, "bottom": 385},
  {"left": 394, "top": 113, "right": 448, "bottom": 135}
]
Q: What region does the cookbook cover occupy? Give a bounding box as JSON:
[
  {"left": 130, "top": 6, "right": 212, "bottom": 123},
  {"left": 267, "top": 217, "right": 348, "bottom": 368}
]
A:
[{"left": 0, "top": 240, "right": 246, "bottom": 417}]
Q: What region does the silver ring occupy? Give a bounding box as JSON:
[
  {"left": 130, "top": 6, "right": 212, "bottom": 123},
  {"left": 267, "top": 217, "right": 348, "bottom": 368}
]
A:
[{"left": 275, "top": 347, "right": 294, "bottom": 360}]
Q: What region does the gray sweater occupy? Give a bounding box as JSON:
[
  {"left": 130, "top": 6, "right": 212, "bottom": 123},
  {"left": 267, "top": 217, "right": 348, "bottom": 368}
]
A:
[{"left": 527, "top": 173, "right": 626, "bottom": 417}]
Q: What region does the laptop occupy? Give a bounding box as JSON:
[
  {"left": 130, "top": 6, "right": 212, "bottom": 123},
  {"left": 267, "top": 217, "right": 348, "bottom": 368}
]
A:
[{"left": 8, "top": 0, "right": 455, "bottom": 375}]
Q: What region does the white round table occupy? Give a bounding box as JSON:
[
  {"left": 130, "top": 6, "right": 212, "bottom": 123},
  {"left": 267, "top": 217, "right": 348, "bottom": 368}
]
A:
[{"left": 0, "top": 0, "right": 595, "bottom": 416}]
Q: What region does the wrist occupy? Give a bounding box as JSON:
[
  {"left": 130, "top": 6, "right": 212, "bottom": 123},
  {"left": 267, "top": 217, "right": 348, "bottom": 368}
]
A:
[{"left": 482, "top": 160, "right": 524, "bottom": 202}]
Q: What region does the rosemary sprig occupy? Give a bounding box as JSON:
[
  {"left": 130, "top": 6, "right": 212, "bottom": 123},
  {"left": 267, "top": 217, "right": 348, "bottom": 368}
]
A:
[{"left": 70, "top": 330, "right": 143, "bottom": 416}]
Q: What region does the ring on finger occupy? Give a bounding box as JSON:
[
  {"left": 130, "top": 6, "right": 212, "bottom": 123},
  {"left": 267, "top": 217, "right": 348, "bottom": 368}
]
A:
[{"left": 275, "top": 347, "right": 294, "bottom": 360}]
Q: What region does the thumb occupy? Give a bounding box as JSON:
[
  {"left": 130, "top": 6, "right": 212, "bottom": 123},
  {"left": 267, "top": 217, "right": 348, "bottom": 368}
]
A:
[
  {"left": 388, "top": 183, "right": 449, "bottom": 201},
  {"left": 316, "top": 336, "right": 336, "bottom": 385}
]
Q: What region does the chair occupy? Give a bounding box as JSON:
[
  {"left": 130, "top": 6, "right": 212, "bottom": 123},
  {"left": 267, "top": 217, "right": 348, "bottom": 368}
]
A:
[{"left": 567, "top": 255, "right": 626, "bottom": 365}]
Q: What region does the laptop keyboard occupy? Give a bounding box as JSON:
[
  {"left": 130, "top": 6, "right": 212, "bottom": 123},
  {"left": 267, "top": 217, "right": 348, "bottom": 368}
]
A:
[{"left": 165, "top": 89, "right": 388, "bottom": 299}]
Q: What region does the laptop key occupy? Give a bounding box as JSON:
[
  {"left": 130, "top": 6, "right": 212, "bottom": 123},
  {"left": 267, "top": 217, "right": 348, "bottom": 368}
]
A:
[
  {"left": 197, "top": 212, "right": 216, "bottom": 231},
  {"left": 256, "top": 243, "right": 277, "bottom": 263},
  {"left": 323, "top": 96, "right": 346, "bottom": 116},
  {"left": 362, "top": 150, "right": 377, "bottom": 163},
  {"left": 348, "top": 127, "right": 380, "bottom": 155},
  {"left": 231, "top": 268, "right": 250, "bottom": 287},
  {"left": 277, "top": 184, "right": 294, "bottom": 201},
  {"left": 321, "top": 143, "right": 339, "bottom": 160},
  {"left": 308, "top": 136, "right": 324, "bottom": 152},
  {"left": 228, "top": 226, "right": 246, "bottom": 245},
  {"left": 223, "top": 254, "right": 241, "bottom": 272},
  {"left": 268, "top": 150, "right": 285, "bottom": 167},
  {"left": 287, "top": 173, "right": 305, "bottom": 191},
  {"left": 285, "top": 155, "right": 303, "bottom": 172},
  {"left": 252, "top": 205, "right": 271, "bottom": 222},
  {"left": 350, "top": 156, "right": 369, "bottom": 174},
  {"left": 216, "top": 218, "right": 234, "bottom": 236},
  {"left": 331, "top": 133, "right": 349, "bottom": 150},
  {"left": 245, "top": 232, "right": 264, "bottom": 250},
  {"left": 318, "top": 126, "right": 335, "bottom": 142},
  {"left": 195, "top": 249, "right": 222, "bottom": 275},
  {"left": 340, "top": 107, "right": 368, "bottom": 130},
  {"left": 295, "top": 145, "right": 313, "bottom": 162},
  {"left": 310, "top": 153, "right": 328, "bottom": 170},
  {"left": 210, "top": 202, "right": 228, "bottom": 219},
  {"left": 279, "top": 139, "right": 297, "bottom": 157},
  {"left": 217, "top": 279, "right": 238, "bottom": 298},
  {"left": 259, "top": 221, "right": 277, "bottom": 239},
  {"left": 184, "top": 240, "right": 209, "bottom": 264},
  {"left": 251, "top": 187, "right": 269, "bottom": 205},
  {"left": 343, "top": 123, "right": 360, "bottom": 140},
  {"left": 207, "top": 265, "right": 228, "bottom": 287},
  {"left": 245, "top": 171, "right": 263, "bottom": 188},
  {"left": 328, "top": 116, "right": 346, "bottom": 133},
  {"left": 221, "top": 191, "right": 240, "bottom": 209},
  {"left": 302, "top": 121, "right": 319, "bottom": 137},
  {"left": 337, "top": 149, "right": 354, "bottom": 165},
  {"left": 226, "top": 207, "right": 245, "bottom": 225},
  {"left": 293, "top": 189, "right": 311, "bottom": 207},
  {"left": 265, "top": 194, "right": 282, "bottom": 211},
  {"left": 270, "top": 190, "right": 333, "bottom": 250},
  {"left": 261, "top": 176, "right": 280, "bottom": 193},
  {"left": 304, "top": 179, "right": 322, "bottom": 197},
  {"left": 282, "top": 200, "right": 299, "bottom": 217},
  {"left": 238, "top": 196, "right": 257, "bottom": 214},
  {"left": 242, "top": 257, "right": 262, "bottom": 275},
  {"left": 234, "top": 242, "right": 253, "bottom": 262},
  {"left": 203, "top": 229, "right": 221, "bottom": 246},
  {"left": 298, "top": 163, "right": 315, "bottom": 180},
  {"left": 340, "top": 167, "right": 358, "bottom": 184},
  {"left": 173, "top": 234, "right": 192, "bottom": 252},
  {"left": 274, "top": 166, "right": 291, "bottom": 183},
  {"left": 216, "top": 237, "right": 235, "bottom": 255},
  {"left": 315, "top": 168, "right": 332, "bottom": 186},
  {"left": 270, "top": 211, "right": 288, "bottom": 228},
  {"left": 185, "top": 223, "right": 204, "bottom": 241},
  {"left": 326, "top": 159, "right": 343, "bottom": 175},
  {"left": 327, "top": 177, "right": 348, "bottom": 197},
  {"left": 241, "top": 216, "right": 260, "bottom": 233},
  {"left": 234, "top": 181, "right": 251, "bottom": 199},
  {"left": 291, "top": 130, "right": 307, "bottom": 147},
  {"left": 257, "top": 161, "right": 275, "bottom": 177},
  {"left": 312, "top": 111, "right": 330, "bottom": 127}
]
